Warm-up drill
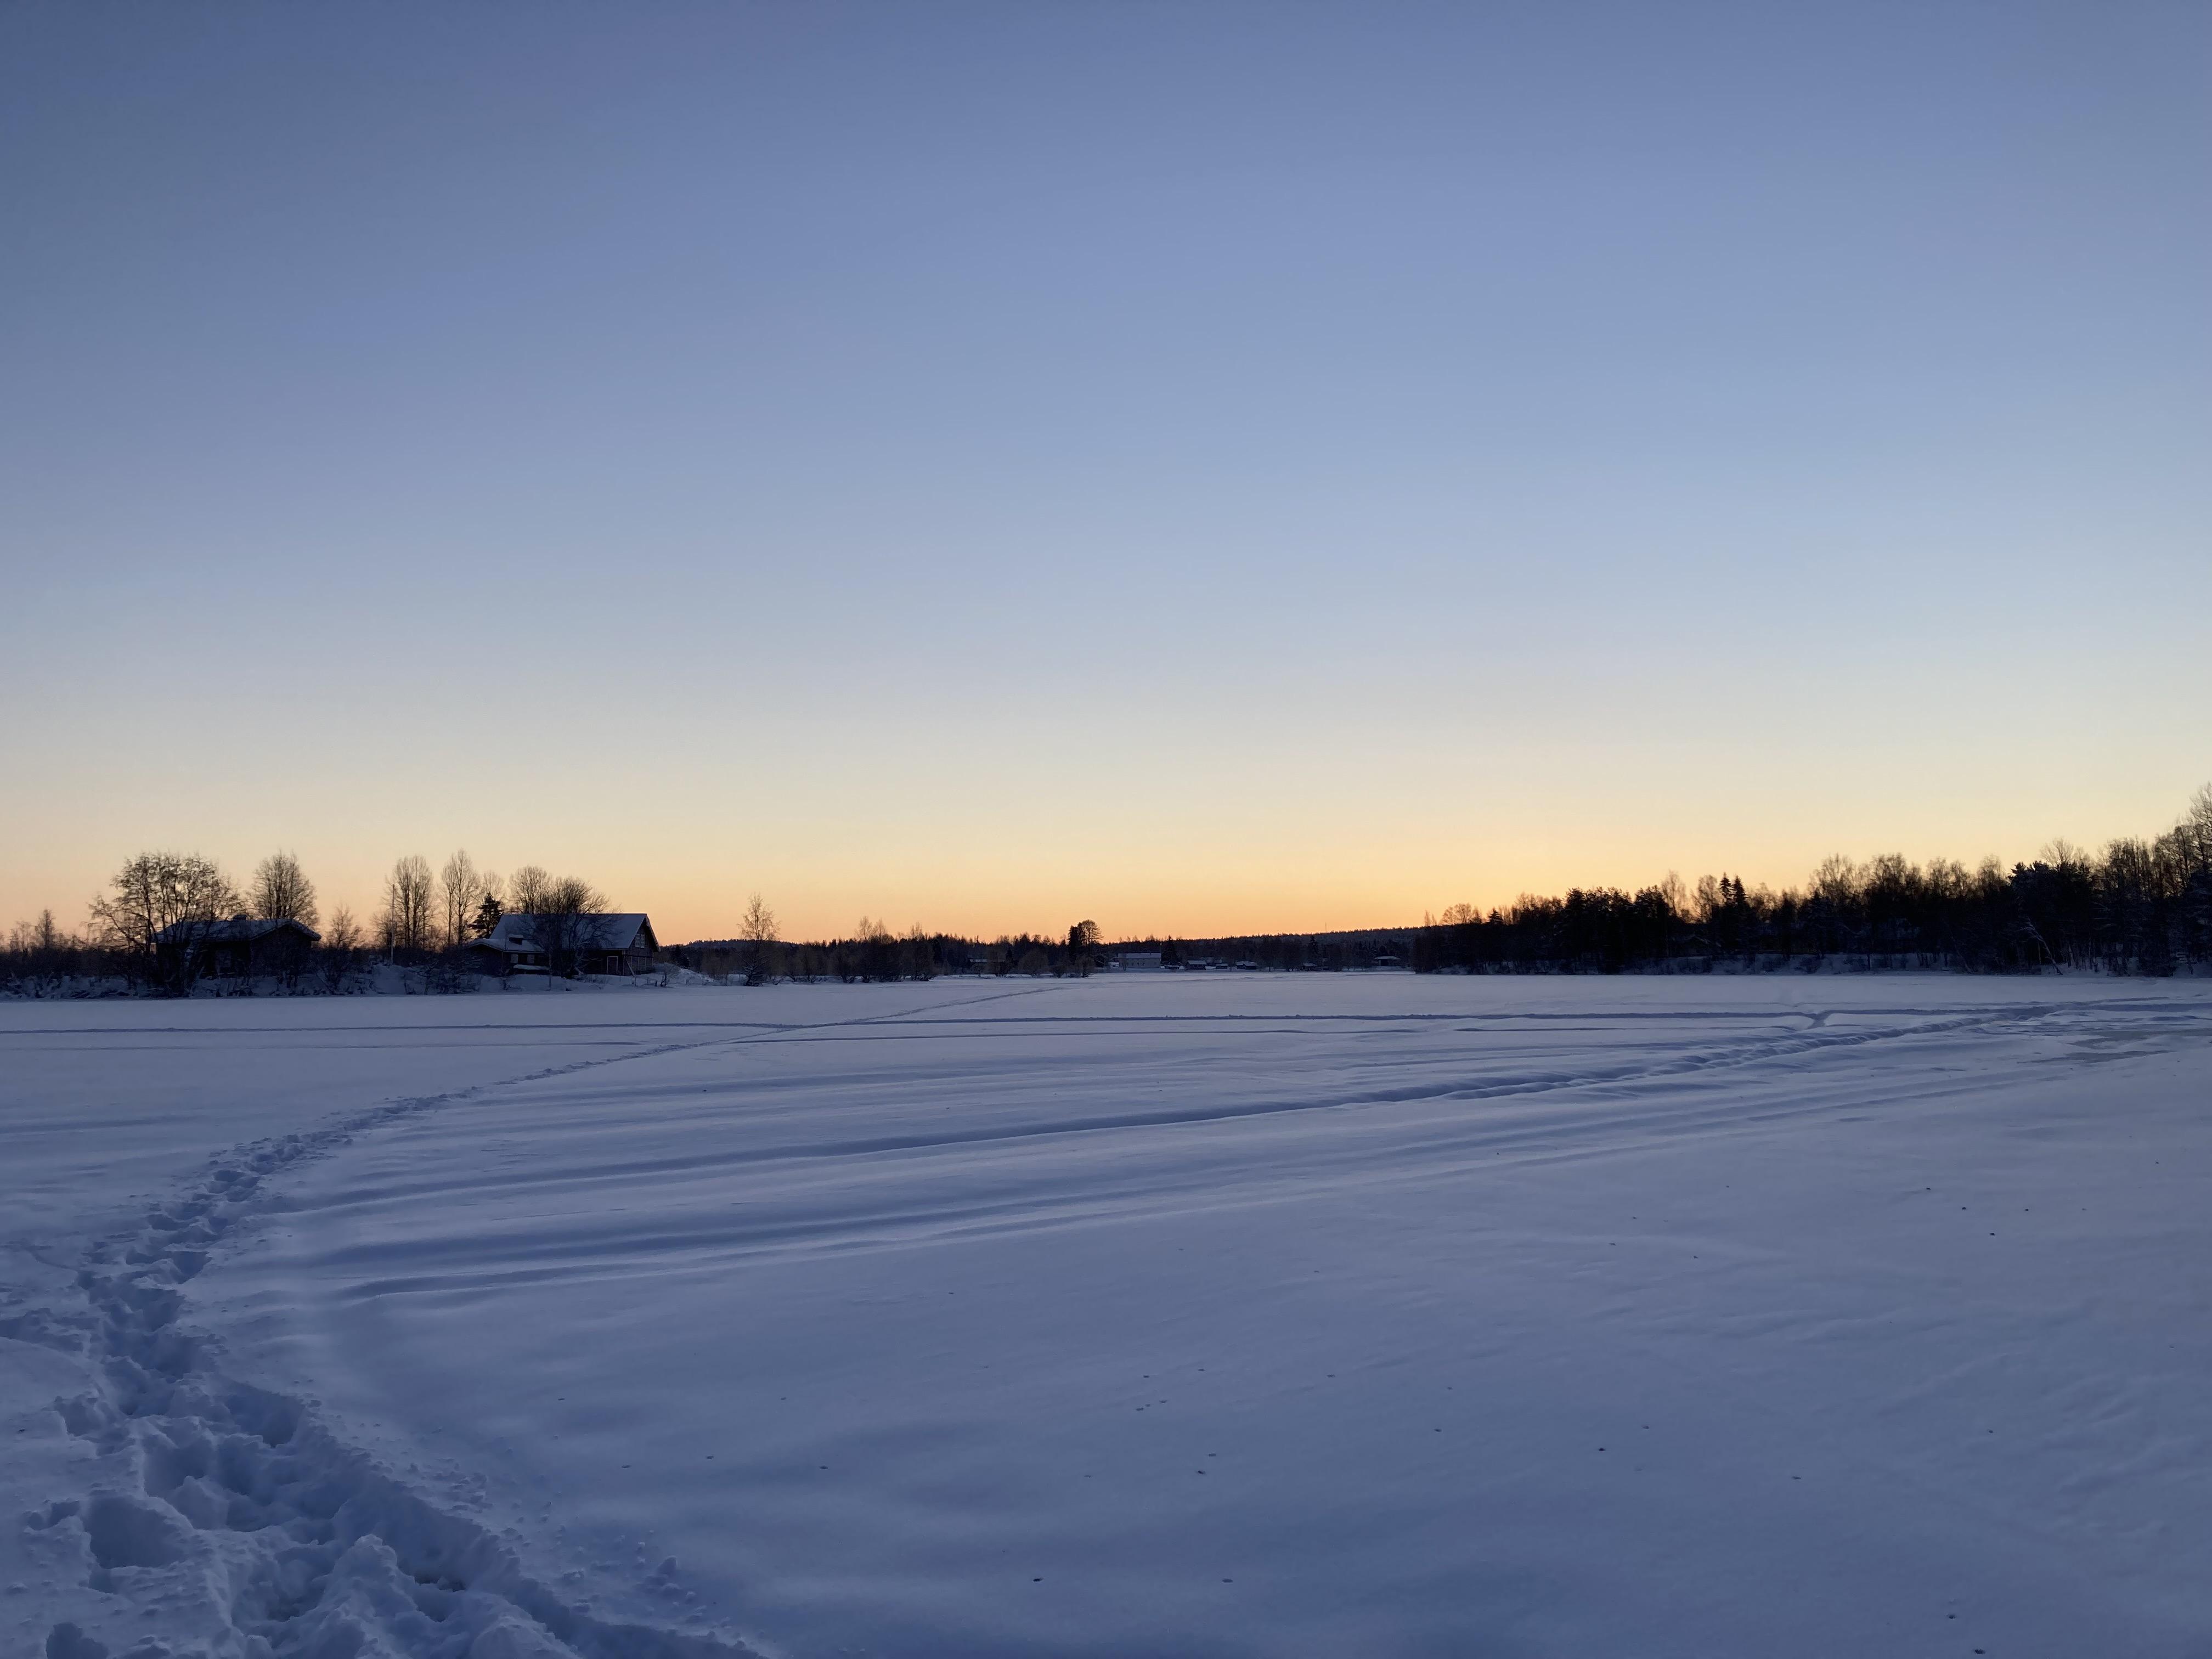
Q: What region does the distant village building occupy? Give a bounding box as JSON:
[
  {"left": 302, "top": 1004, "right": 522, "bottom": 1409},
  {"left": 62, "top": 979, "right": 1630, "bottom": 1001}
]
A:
[
  {"left": 1117, "top": 951, "right": 1164, "bottom": 972},
  {"left": 466, "top": 913, "right": 659, "bottom": 977},
  {"left": 154, "top": 916, "right": 320, "bottom": 979}
]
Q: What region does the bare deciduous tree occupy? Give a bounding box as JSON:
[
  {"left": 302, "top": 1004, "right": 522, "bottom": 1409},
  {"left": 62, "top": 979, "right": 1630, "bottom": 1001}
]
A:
[
  {"left": 546, "top": 875, "right": 606, "bottom": 916},
  {"left": 88, "top": 852, "right": 241, "bottom": 991},
  {"left": 508, "top": 866, "right": 554, "bottom": 915},
  {"left": 741, "top": 893, "right": 778, "bottom": 943},
  {"left": 2187, "top": 785, "right": 2212, "bottom": 873},
  {"left": 439, "top": 850, "right": 488, "bottom": 948},
  {"left": 249, "top": 851, "right": 319, "bottom": 928},
  {"left": 740, "top": 893, "right": 780, "bottom": 985},
  {"left": 319, "top": 905, "right": 363, "bottom": 992},
  {"left": 380, "top": 855, "right": 437, "bottom": 955}
]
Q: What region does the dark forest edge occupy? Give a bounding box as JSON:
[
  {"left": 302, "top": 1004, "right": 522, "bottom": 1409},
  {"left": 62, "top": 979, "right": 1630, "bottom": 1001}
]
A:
[
  {"left": 7, "top": 786, "right": 2210, "bottom": 997},
  {"left": 1210, "top": 786, "right": 2212, "bottom": 980}
]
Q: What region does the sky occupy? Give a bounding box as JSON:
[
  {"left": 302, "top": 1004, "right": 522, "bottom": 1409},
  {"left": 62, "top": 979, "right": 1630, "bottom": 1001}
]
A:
[{"left": 2, "top": 2, "right": 2206, "bottom": 943}]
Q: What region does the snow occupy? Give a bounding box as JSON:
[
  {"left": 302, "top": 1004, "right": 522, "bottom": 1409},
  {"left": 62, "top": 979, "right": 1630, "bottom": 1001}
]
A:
[{"left": 5, "top": 975, "right": 2212, "bottom": 1657}]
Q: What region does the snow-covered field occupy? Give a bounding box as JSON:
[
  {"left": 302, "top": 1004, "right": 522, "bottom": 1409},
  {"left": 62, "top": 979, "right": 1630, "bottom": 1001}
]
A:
[{"left": 5, "top": 975, "right": 2211, "bottom": 1658}]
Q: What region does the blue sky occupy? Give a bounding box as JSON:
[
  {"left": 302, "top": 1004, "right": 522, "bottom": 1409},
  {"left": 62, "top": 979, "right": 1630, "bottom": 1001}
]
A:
[{"left": 3, "top": 3, "right": 2205, "bottom": 939}]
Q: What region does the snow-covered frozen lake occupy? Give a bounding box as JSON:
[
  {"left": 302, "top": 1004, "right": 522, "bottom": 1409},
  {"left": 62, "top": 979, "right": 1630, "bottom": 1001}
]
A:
[{"left": 6, "top": 974, "right": 2211, "bottom": 1658}]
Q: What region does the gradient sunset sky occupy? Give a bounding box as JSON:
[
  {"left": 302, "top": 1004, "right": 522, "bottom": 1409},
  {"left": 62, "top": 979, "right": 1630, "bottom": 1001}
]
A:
[{"left": 3, "top": 3, "right": 2206, "bottom": 943}]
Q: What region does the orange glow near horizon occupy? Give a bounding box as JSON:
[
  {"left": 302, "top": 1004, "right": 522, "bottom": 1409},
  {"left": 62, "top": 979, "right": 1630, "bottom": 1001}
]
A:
[{"left": 6, "top": 766, "right": 2200, "bottom": 947}]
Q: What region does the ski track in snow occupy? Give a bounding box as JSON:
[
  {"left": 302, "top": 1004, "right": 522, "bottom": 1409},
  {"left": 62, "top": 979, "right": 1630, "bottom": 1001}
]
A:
[{"left": 308, "top": 1004, "right": 2079, "bottom": 1297}]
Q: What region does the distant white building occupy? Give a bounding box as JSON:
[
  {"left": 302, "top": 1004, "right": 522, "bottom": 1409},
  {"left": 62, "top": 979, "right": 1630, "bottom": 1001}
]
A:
[{"left": 1117, "top": 951, "right": 1164, "bottom": 972}]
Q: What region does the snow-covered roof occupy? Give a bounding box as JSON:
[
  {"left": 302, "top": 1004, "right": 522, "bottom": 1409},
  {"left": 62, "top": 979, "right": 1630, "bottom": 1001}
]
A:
[
  {"left": 154, "top": 916, "right": 321, "bottom": 946},
  {"left": 477, "top": 913, "right": 651, "bottom": 952}
]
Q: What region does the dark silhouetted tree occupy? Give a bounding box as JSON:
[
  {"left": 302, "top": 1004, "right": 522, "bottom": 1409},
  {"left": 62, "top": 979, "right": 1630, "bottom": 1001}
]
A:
[{"left": 249, "top": 852, "right": 319, "bottom": 929}]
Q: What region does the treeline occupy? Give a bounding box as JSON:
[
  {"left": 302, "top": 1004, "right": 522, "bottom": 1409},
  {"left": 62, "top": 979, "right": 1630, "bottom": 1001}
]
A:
[
  {"left": 1410, "top": 787, "right": 2212, "bottom": 976},
  {"left": 674, "top": 918, "right": 1108, "bottom": 984},
  {"left": 1, "top": 848, "right": 611, "bottom": 996},
  {"left": 12, "top": 788, "right": 2211, "bottom": 994},
  {"left": 673, "top": 786, "right": 2211, "bottom": 985},
  {"left": 678, "top": 921, "right": 1403, "bottom": 984},
  {"left": 1116, "top": 932, "right": 1410, "bottom": 972}
]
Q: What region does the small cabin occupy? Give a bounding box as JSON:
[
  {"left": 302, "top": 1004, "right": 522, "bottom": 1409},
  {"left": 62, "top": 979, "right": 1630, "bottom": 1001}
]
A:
[
  {"left": 466, "top": 913, "right": 659, "bottom": 977},
  {"left": 154, "top": 915, "right": 320, "bottom": 979}
]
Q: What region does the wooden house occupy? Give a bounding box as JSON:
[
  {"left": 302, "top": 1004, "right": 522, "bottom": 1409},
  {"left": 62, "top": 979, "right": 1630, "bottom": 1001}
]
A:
[
  {"left": 153, "top": 915, "right": 321, "bottom": 979},
  {"left": 466, "top": 913, "right": 659, "bottom": 977}
]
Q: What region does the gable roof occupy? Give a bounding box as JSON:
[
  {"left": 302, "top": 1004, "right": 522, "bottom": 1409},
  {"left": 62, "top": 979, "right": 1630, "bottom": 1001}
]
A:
[{"left": 477, "top": 913, "right": 652, "bottom": 952}]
